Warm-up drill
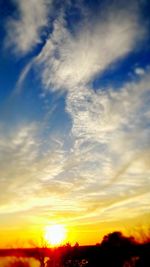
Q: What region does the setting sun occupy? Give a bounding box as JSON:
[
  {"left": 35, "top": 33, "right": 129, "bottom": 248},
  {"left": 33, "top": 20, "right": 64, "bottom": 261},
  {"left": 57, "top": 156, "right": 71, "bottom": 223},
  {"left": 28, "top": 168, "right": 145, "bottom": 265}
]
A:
[{"left": 44, "top": 224, "right": 67, "bottom": 246}]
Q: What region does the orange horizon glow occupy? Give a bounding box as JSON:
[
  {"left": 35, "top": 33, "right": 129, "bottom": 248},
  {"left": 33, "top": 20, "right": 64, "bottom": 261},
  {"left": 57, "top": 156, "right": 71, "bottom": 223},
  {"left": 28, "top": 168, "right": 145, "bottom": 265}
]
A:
[{"left": 0, "top": 216, "right": 150, "bottom": 248}]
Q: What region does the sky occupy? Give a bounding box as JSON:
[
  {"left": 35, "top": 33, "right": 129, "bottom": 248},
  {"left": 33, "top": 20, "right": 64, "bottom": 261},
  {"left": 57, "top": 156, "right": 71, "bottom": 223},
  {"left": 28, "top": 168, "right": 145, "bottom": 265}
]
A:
[{"left": 0, "top": 0, "right": 150, "bottom": 246}]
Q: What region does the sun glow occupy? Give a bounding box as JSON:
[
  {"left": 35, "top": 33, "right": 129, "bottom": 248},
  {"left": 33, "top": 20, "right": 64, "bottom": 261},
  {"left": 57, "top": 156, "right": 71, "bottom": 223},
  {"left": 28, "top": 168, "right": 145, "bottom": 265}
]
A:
[{"left": 44, "top": 224, "right": 67, "bottom": 246}]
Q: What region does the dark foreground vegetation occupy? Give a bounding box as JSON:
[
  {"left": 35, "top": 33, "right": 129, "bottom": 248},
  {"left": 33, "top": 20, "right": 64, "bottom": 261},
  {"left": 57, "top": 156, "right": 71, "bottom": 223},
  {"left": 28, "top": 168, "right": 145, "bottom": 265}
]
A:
[{"left": 0, "top": 231, "right": 150, "bottom": 267}]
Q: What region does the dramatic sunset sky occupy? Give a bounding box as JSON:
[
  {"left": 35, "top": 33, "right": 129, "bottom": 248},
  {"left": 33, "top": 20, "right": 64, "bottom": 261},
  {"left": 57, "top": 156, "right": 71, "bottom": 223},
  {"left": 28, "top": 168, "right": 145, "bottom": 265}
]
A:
[{"left": 0, "top": 0, "right": 150, "bottom": 246}]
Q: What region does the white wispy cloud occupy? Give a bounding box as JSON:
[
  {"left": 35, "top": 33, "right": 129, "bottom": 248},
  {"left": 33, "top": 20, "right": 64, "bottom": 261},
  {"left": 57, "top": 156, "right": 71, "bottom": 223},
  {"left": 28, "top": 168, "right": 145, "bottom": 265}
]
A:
[
  {"left": 13, "top": 59, "right": 34, "bottom": 95},
  {"left": 67, "top": 71, "right": 150, "bottom": 142},
  {"left": 0, "top": 123, "right": 66, "bottom": 213},
  {"left": 37, "top": 1, "right": 145, "bottom": 91},
  {"left": 134, "top": 67, "right": 145, "bottom": 76},
  {"left": 5, "top": 0, "right": 51, "bottom": 54},
  {"left": 67, "top": 70, "right": 150, "bottom": 186}
]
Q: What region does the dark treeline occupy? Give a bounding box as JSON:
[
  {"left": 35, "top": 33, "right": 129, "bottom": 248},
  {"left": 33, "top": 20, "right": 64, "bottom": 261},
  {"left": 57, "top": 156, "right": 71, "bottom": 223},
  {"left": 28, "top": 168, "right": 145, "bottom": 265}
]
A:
[{"left": 0, "top": 231, "right": 150, "bottom": 267}]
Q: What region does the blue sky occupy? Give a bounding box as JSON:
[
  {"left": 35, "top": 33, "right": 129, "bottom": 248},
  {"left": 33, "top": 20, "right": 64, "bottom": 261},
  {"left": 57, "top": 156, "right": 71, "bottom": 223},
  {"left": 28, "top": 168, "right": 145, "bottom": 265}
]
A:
[{"left": 0, "top": 0, "right": 150, "bottom": 244}]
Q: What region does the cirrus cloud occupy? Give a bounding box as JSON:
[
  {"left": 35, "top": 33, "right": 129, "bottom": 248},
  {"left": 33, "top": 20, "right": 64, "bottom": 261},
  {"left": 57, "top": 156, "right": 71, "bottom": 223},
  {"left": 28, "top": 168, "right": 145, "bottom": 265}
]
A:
[{"left": 5, "top": 0, "right": 52, "bottom": 55}]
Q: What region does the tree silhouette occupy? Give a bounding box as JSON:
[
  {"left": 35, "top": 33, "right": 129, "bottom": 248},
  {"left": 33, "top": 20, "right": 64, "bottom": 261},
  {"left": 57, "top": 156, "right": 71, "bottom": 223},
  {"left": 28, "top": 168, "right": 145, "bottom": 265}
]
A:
[{"left": 100, "top": 231, "right": 136, "bottom": 267}]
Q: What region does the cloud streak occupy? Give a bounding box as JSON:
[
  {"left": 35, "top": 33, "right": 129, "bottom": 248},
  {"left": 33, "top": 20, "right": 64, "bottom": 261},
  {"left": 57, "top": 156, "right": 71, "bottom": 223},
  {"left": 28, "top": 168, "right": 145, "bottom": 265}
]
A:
[
  {"left": 5, "top": 0, "right": 51, "bottom": 55},
  {"left": 37, "top": 1, "right": 145, "bottom": 91}
]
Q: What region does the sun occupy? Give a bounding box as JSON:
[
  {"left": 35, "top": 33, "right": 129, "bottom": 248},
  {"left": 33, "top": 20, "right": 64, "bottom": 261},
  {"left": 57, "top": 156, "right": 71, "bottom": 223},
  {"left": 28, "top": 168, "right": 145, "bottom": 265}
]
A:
[{"left": 44, "top": 224, "right": 66, "bottom": 246}]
